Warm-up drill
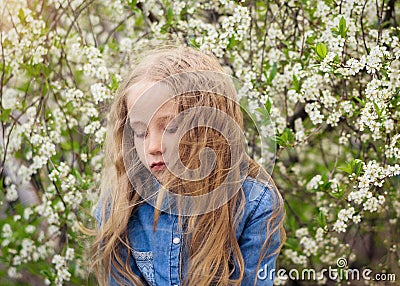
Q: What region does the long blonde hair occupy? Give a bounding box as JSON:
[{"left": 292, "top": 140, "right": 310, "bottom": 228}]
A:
[{"left": 91, "top": 46, "right": 285, "bottom": 286}]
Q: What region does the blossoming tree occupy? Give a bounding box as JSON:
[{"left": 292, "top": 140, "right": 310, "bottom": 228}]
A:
[{"left": 0, "top": 0, "right": 399, "bottom": 285}]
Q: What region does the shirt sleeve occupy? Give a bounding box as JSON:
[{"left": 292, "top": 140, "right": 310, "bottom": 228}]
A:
[
  {"left": 93, "top": 201, "right": 101, "bottom": 226},
  {"left": 238, "top": 186, "right": 283, "bottom": 286},
  {"left": 93, "top": 197, "right": 145, "bottom": 285},
  {"left": 93, "top": 195, "right": 111, "bottom": 229}
]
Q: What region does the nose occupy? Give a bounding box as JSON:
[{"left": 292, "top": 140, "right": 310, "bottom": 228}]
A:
[{"left": 146, "top": 131, "right": 164, "bottom": 155}]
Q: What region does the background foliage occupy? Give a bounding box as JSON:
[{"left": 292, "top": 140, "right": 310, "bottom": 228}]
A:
[{"left": 1, "top": 0, "right": 399, "bottom": 285}]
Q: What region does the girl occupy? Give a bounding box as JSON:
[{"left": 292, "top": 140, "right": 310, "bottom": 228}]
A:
[{"left": 92, "top": 46, "right": 285, "bottom": 286}]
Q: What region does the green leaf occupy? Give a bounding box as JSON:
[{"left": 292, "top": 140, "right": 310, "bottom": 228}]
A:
[
  {"left": 293, "top": 74, "right": 300, "bottom": 92},
  {"left": 110, "top": 74, "right": 119, "bottom": 91},
  {"left": 324, "top": 182, "right": 332, "bottom": 191},
  {"left": 41, "top": 81, "right": 49, "bottom": 97},
  {"left": 116, "top": 23, "right": 126, "bottom": 32},
  {"left": 338, "top": 159, "right": 364, "bottom": 175},
  {"left": 315, "top": 43, "right": 328, "bottom": 59},
  {"left": 42, "top": 65, "right": 51, "bottom": 77},
  {"left": 268, "top": 62, "right": 278, "bottom": 84},
  {"left": 179, "top": 5, "right": 188, "bottom": 20},
  {"left": 1, "top": 108, "right": 12, "bottom": 121},
  {"left": 318, "top": 211, "right": 326, "bottom": 227},
  {"left": 274, "top": 128, "right": 294, "bottom": 147},
  {"left": 61, "top": 140, "right": 80, "bottom": 152},
  {"left": 354, "top": 160, "right": 363, "bottom": 175},
  {"left": 255, "top": 106, "right": 270, "bottom": 118},
  {"left": 284, "top": 237, "right": 299, "bottom": 250},
  {"left": 353, "top": 96, "right": 364, "bottom": 105},
  {"left": 227, "top": 35, "right": 237, "bottom": 50},
  {"left": 18, "top": 8, "right": 25, "bottom": 23},
  {"left": 286, "top": 128, "right": 294, "bottom": 144},
  {"left": 339, "top": 16, "right": 347, "bottom": 38},
  {"left": 108, "top": 40, "right": 119, "bottom": 51},
  {"left": 40, "top": 268, "right": 54, "bottom": 280},
  {"left": 273, "top": 135, "right": 284, "bottom": 146},
  {"left": 73, "top": 167, "right": 83, "bottom": 184},
  {"left": 324, "top": 0, "right": 334, "bottom": 6},
  {"left": 372, "top": 101, "right": 382, "bottom": 117},
  {"left": 329, "top": 188, "right": 345, "bottom": 199},
  {"left": 330, "top": 27, "right": 339, "bottom": 36},
  {"left": 264, "top": 98, "right": 271, "bottom": 114},
  {"left": 128, "top": 0, "right": 138, "bottom": 10},
  {"left": 338, "top": 161, "right": 353, "bottom": 174},
  {"left": 166, "top": 6, "right": 174, "bottom": 24},
  {"left": 189, "top": 38, "right": 200, "bottom": 49}
]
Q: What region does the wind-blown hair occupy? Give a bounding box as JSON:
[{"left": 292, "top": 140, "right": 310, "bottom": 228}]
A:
[{"left": 91, "top": 46, "right": 285, "bottom": 286}]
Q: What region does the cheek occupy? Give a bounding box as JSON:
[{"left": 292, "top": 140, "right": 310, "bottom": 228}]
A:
[
  {"left": 134, "top": 141, "right": 147, "bottom": 164},
  {"left": 162, "top": 134, "right": 179, "bottom": 152}
]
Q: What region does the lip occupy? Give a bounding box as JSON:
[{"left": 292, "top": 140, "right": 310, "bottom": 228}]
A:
[{"left": 150, "top": 161, "right": 166, "bottom": 171}]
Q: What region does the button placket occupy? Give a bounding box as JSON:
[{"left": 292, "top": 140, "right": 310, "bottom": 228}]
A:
[
  {"left": 173, "top": 237, "right": 180, "bottom": 244},
  {"left": 170, "top": 216, "right": 181, "bottom": 286}
]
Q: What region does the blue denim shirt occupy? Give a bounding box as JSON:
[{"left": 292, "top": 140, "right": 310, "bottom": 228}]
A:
[{"left": 94, "top": 176, "right": 282, "bottom": 286}]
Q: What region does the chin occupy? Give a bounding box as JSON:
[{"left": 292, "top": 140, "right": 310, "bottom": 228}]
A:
[{"left": 152, "top": 173, "right": 164, "bottom": 183}]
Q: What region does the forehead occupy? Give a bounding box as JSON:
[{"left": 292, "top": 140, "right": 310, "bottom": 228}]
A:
[{"left": 126, "top": 81, "right": 176, "bottom": 123}]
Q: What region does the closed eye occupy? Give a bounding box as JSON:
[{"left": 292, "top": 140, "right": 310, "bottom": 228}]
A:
[
  {"left": 165, "top": 126, "right": 178, "bottom": 134},
  {"left": 129, "top": 119, "right": 147, "bottom": 138},
  {"left": 132, "top": 129, "right": 147, "bottom": 138}
]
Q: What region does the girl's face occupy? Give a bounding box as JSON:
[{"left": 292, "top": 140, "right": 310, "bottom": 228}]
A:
[{"left": 126, "top": 81, "right": 178, "bottom": 183}]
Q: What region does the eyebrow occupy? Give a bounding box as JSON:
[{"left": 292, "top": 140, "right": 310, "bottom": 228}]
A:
[{"left": 129, "top": 115, "right": 175, "bottom": 127}]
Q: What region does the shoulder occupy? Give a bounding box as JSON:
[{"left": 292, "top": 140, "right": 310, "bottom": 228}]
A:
[
  {"left": 238, "top": 176, "right": 283, "bottom": 231},
  {"left": 241, "top": 176, "right": 279, "bottom": 208}
]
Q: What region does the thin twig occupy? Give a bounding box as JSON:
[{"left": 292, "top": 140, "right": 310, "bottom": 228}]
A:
[{"left": 360, "top": 0, "right": 370, "bottom": 54}]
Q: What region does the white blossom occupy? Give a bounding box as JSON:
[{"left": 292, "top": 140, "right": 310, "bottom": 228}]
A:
[
  {"left": 306, "top": 175, "right": 323, "bottom": 190},
  {"left": 300, "top": 236, "right": 319, "bottom": 256},
  {"left": 7, "top": 267, "right": 21, "bottom": 279},
  {"left": 6, "top": 184, "right": 18, "bottom": 202},
  {"left": 2, "top": 224, "right": 13, "bottom": 238},
  {"left": 90, "top": 83, "right": 112, "bottom": 104}
]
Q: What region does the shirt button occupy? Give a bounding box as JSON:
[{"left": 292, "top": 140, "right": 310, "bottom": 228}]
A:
[{"left": 173, "top": 237, "right": 180, "bottom": 244}]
